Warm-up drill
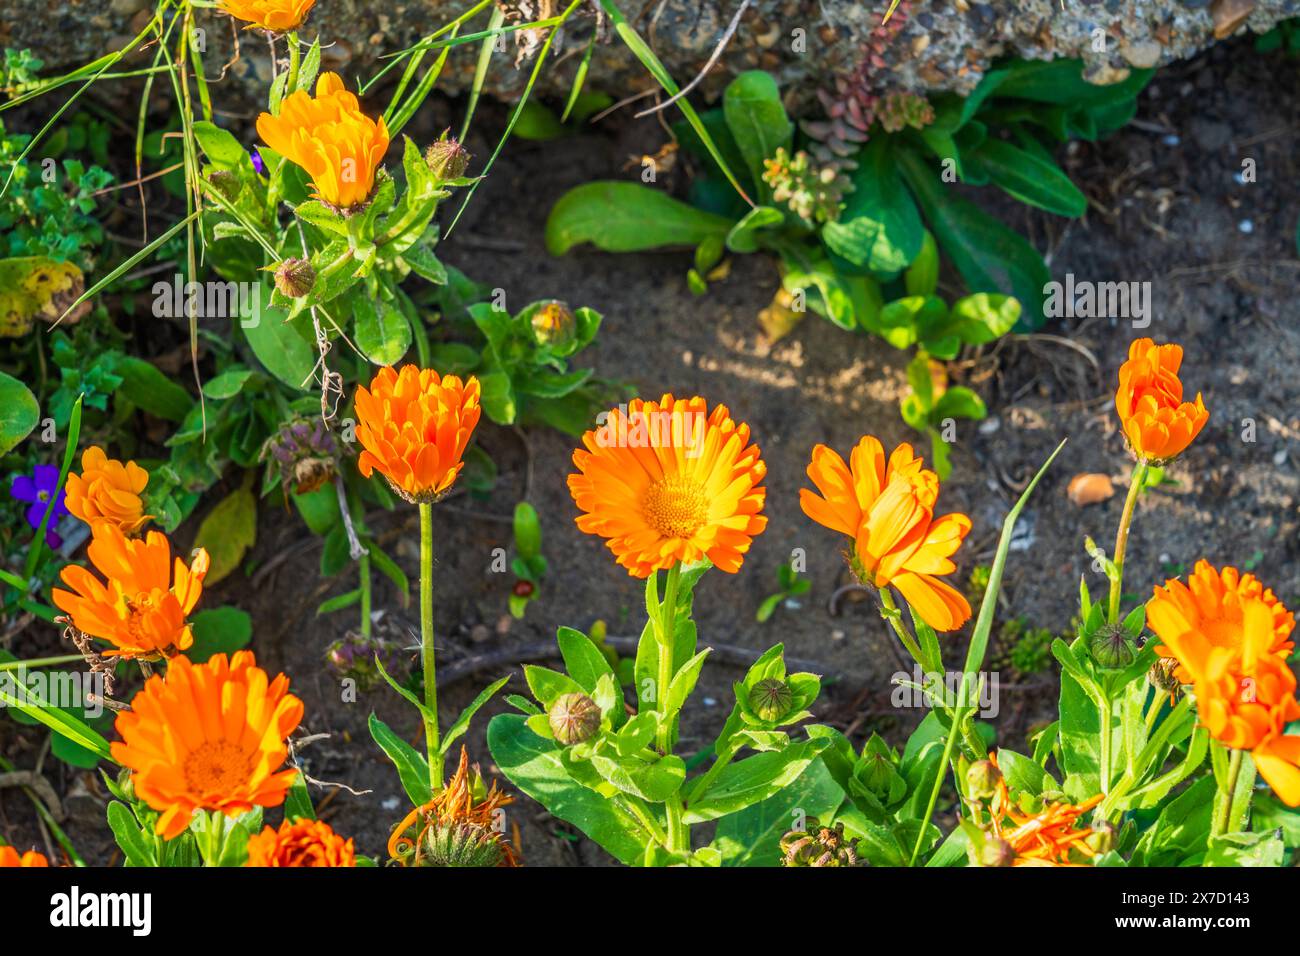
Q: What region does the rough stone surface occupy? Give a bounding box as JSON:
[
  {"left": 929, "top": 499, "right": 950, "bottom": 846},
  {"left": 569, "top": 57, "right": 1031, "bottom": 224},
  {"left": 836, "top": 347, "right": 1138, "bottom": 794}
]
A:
[{"left": 3, "top": 0, "right": 1298, "bottom": 112}]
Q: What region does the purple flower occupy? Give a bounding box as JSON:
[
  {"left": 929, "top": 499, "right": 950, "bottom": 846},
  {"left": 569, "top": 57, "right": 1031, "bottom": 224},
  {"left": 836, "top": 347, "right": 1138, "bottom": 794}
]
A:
[
  {"left": 9, "top": 465, "right": 67, "bottom": 548},
  {"left": 249, "top": 146, "right": 266, "bottom": 175}
]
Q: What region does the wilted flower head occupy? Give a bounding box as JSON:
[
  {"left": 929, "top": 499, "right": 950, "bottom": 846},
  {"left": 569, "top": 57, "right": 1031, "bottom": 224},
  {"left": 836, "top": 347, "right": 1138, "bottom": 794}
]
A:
[
  {"left": 779, "top": 819, "right": 858, "bottom": 867},
  {"left": 325, "top": 630, "right": 406, "bottom": 691},
  {"left": 984, "top": 754, "right": 1102, "bottom": 866},
  {"left": 1115, "top": 338, "right": 1208, "bottom": 463},
  {"left": 388, "top": 747, "right": 518, "bottom": 866},
  {"left": 8, "top": 463, "right": 67, "bottom": 547},
  {"left": 256, "top": 72, "right": 390, "bottom": 210},
  {"left": 262, "top": 417, "right": 339, "bottom": 496}
]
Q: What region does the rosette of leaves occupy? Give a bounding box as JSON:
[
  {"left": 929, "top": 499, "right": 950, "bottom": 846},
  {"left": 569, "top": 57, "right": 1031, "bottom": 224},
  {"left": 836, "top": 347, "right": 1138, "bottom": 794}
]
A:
[
  {"left": 438, "top": 298, "right": 624, "bottom": 436},
  {"left": 546, "top": 59, "right": 1150, "bottom": 332},
  {"left": 487, "top": 560, "right": 831, "bottom": 866}
]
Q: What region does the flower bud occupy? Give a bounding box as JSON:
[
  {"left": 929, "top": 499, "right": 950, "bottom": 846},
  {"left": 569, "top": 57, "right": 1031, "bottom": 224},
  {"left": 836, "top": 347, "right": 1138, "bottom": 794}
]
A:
[
  {"left": 274, "top": 257, "right": 316, "bottom": 299},
  {"left": 748, "top": 677, "right": 793, "bottom": 722},
  {"left": 530, "top": 301, "right": 576, "bottom": 348},
  {"left": 1087, "top": 820, "right": 1117, "bottom": 855},
  {"left": 548, "top": 692, "right": 601, "bottom": 745},
  {"left": 425, "top": 136, "right": 471, "bottom": 182},
  {"left": 1089, "top": 623, "right": 1136, "bottom": 669},
  {"left": 971, "top": 835, "right": 1015, "bottom": 867},
  {"left": 965, "top": 759, "right": 1002, "bottom": 800}
]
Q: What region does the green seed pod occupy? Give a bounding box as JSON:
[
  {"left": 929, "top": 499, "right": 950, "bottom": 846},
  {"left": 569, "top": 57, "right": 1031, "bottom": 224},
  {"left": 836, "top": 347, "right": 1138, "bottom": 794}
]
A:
[
  {"left": 1089, "top": 622, "right": 1136, "bottom": 669},
  {"left": 748, "top": 677, "right": 793, "bottom": 722},
  {"left": 274, "top": 257, "right": 316, "bottom": 299},
  {"left": 965, "top": 759, "right": 1002, "bottom": 801},
  {"left": 779, "top": 818, "right": 858, "bottom": 867},
  {"left": 548, "top": 692, "right": 601, "bottom": 745},
  {"left": 425, "top": 136, "right": 471, "bottom": 182},
  {"left": 421, "top": 822, "right": 506, "bottom": 867}
]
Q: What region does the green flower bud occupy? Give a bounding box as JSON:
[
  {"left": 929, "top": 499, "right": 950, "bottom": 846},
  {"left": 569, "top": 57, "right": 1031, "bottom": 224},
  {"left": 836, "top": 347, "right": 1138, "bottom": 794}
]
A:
[
  {"left": 1087, "top": 820, "right": 1117, "bottom": 855},
  {"left": 971, "top": 835, "right": 1015, "bottom": 868},
  {"left": 548, "top": 692, "right": 601, "bottom": 745},
  {"left": 965, "top": 759, "right": 1002, "bottom": 801},
  {"left": 274, "top": 257, "right": 316, "bottom": 299},
  {"left": 1089, "top": 622, "right": 1136, "bottom": 669},
  {"left": 779, "top": 818, "right": 857, "bottom": 867},
  {"left": 425, "top": 135, "right": 471, "bottom": 182},
  {"left": 530, "top": 301, "right": 576, "bottom": 348},
  {"left": 748, "top": 677, "right": 793, "bottom": 722}
]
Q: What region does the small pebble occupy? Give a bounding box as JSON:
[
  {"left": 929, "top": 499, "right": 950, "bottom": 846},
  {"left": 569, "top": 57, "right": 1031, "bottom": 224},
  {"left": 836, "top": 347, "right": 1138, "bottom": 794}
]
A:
[
  {"left": 979, "top": 417, "right": 1001, "bottom": 435},
  {"left": 702, "top": 697, "right": 717, "bottom": 707},
  {"left": 1238, "top": 219, "right": 1254, "bottom": 234},
  {"left": 1274, "top": 449, "right": 1288, "bottom": 466},
  {"left": 1162, "top": 134, "right": 1181, "bottom": 146},
  {"left": 381, "top": 796, "right": 401, "bottom": 811}
]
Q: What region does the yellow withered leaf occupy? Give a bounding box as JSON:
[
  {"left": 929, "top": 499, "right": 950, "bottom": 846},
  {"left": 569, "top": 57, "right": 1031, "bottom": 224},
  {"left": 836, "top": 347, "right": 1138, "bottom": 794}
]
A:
[{"left": 0, "top": 257, "right": 88, "bottom": 337}]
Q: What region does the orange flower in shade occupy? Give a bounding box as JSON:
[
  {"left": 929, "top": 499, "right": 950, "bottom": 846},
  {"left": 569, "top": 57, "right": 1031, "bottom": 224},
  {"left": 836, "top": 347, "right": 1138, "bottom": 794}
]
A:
[
  {"left": 64, "top": 446, "right": 151, "bottom": 535},
  {"left": 985, "top": 754, "right": 1102, "bottom": 867},
  {"left": 800, "top": 437, "right": 971, "bottom": 631},
  {"left": 0, "top": 846, "right": 49, "bottom": 867},
  {"left": 245, "top": 818, "right": 355, "bottom": 867},
  {"left": 52, "top": 524, "right": 209, "bottom": 658},
  {"left": 1147, "top": 574, "right": 1300, "bottom": 807},
  {"left": 111, "top": 651, "right": 304, "bottom": 839},
  {"left": 354, "top": 365, "right": 482, "bottom": 503},
  {"left": 1147, "top": 560, "right": 1295, "bottom": 683},
  {"left": 219, "top": 0, "right": 315, "bottom": 32},
  {"left": 256, "top": 72, "right": 389, "bottom": 210},
  {"left": 1115, "top": 338, "right": 1208, "bottom": 462},
  {"left": 388, "top": 747, "right": 518, "bottom": 866},
  {"left": 567, "top": 395, "right": 767, "bottom": 578}
]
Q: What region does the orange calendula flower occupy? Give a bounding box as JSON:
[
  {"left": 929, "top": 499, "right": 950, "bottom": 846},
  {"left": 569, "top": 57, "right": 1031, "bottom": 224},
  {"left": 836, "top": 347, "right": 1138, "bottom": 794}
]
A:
[
  {"left": 0, "top": 846, "right": 49, "bottom": 867},
  {"left": 1115, "top": 338, "right": 1208, "bottom": 462},
  {"left": 986, "top": 754, "right": 1102, "bottom": 866},
  {"left": 219, "top": 0, "right": 315, "bottom": 32},
  {"left": 1147, "top": 560, "right": 1295, "bottom": 683},
  {"left": 112, "top": 651, "right": 304, "bottom": 839},
  {"left": 1148, "top": 579, "right": 1300, "bottom": 806},
  {"left": 52, "top": 524, "right": 209, "bottom": 658},
  {"left": 256, "top": 72, "right": 390, "bottom": 210},
  {"left": 800, "top": 437, "right": 971, "bottom": 631},
  {"left": 567, "top": 395, "right": 767, "bottom": 577},
  {"left": 64, "top": 446, "right": 151, "bottom": 535},
  {"left": 354, "top": 365, "right": 481, "bottom": 503},
  {"left": 246, "top": 818, "right": 356, "bottom": 867}
]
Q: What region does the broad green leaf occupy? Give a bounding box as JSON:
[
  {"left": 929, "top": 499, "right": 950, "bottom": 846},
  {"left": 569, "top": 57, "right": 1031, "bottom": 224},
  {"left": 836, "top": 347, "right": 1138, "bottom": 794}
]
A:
[
  {"left": 714, "top": 757, "right": 844, "bottom": 866},
  {"left": 241, "top": 294, "right": 316, "bottom": 391},
  {"left": 0, "top": 370, "right": 39, "bottom": 454},
  {"left": 440, "top": 676, "right": 509, "bottom": 755},
  {"left": 368, "top": 713, "right": 432, "bottom": 806},
  {"left": 545, "top": 182, "right": 732, "bottom": 255},
  {"left": 107, "top": 801, "right": 156, "bottom": 867},
  {"left": 722, "top": 70, "right": 793, "bottom": 186},
  {"left": 822, "top": 137, "right": 923, "bottom": 274},
  {"left": 354, "top": 296, "right": 413, "bottom": 366},
  {"left": 966, "top": 139, "right": 1087, "bottom": 217},
  {"left": 557, "top": 628, "right": 615, "bottom": 693},
  {"left": 116, "top": 357, "right": 193, "bottom": 422},
  {"left": 684, "top": 738, "right": 827, "bottom": 823},
  {"left": 192, "top": 484, "right": 257, "bottom": 585},
  {"left": 186, "top": 606, "right": 253, "bottom": 663}
]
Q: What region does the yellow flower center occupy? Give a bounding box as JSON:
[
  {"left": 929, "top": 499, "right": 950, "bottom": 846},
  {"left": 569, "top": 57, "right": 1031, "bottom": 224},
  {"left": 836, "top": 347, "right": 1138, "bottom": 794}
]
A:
[
  {"left": 183, "top": 740, "right": 252, "bottom": 794},
  {"left": 642, "top": 476, "right": 709, "bottom": 540}
]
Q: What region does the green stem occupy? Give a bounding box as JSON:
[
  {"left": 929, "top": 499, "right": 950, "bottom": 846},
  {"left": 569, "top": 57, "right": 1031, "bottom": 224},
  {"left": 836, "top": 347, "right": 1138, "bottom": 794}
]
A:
[
  {"left": 1099, "top": 688, "right": 1113, "bottom": 794},
  {"left": 358, "top": 551, "right": 372, "bottom": 638},
  {"left": 1212, "top": 747, "right": 1244, "bottom": 839},
  {"left": 1108, "top": 460, "right": 1148, "bottom": 624},
  {"left": 654, "top": 563, "right": 681, "bottom": 753},
  {"left": 664, "top": 798, "right": 687, "bottom": 855},
  {"left": 0, "top": 654, "right": 85, "bottom": 671},
  {"left": 205, "top": 810, "right": 227, "bottom": 867},
  {"left": 879, "top": 588, "right": 928, "bottom": 672},
  {"left": 285, "top": 31, "right": 301, "bottom": 94},
  {"left": 687, "top": 744, "right": 736, "bottom": 806},
  {"left": 910, "top": 679, "right": 964, "bottom": 866},
  {"left": 419, "top": 502, "right": 443, "bottom": 789}
]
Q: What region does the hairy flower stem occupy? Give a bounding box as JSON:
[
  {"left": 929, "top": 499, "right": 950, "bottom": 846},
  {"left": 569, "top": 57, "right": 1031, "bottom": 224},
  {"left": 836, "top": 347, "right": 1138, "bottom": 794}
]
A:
[
  {"left": 910, "top": 680, "right": 963, "bottom": 866},
  {"left": 359, "top": 551, "right": 372, "bottom": 638},
  {"left": 878, "top": 588, "right": 927, "bottom": 669},
  {"left": 419, "top": 503, "right": 442, "bottom": 789},
  {"left": 655, "top": 563, "right": 682, "bottom": 752},
  {"left": 286, "top": 31, "right": 301, "bottom": 94},
  {"left": 1108, "top": 460, "right": 1148, "bottom": 624},
  {"left": 1099, "top": 689, "right": 1114, "bottom": 794},
  {"left": 1212, "top": 747, "right": 1244, "bottom": 840}
]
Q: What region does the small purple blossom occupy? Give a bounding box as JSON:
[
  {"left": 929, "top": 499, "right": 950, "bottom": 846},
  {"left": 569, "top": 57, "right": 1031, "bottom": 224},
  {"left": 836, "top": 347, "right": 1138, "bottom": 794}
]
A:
[
  {"left": 249, "top": 146, "right": 266, "bottom": 175},
  {"left": 9, "top": 465, "right": 67, "bottom": 548}
]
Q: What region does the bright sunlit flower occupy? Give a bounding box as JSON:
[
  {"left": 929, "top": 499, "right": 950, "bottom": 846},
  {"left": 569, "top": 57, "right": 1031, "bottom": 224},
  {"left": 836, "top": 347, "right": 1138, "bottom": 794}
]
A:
[
  {"left": 64, "top": 446, "right": 151, "bottom": 536},
  {"left": 388, "top": 747, "right": 518, "bottom": 866},
  {"left": 1147, "top": 560, "right": 1295, "bottom": 683},
  {"left": 112, "top": 651, "right": 304, "bottom": 839},
  {"left": 0, "top": 846, "right": 49, "bottom": 867},
  {"left": 246, "top": 818, "right": 356, "bottom": 867},
  {"left": 219, "top": 0, "right": 315, "bottom": 32},
  {"left": 567, "top": 395, "right": 767, "bottom": 578},
  {"left": 354, "top": 365, "right": 481, "bottom": 503},
  {"left": 52, "top": 524, "right": 209, "bottom": 658},
  {"left": 986, "top": 754, "right": 1102, "bottom": 866},
  {"left": 1147, "top": 572, "right": 1300, "bottom": 806},
  {"left": 1115, "top": 338, "right": 1208, "bottom": 462},
  {"left": 800, "top": 437, "right": 971, "bottom": 631},
  {"left": 256, "top": 72, "right": 389, "bottom": 209}
]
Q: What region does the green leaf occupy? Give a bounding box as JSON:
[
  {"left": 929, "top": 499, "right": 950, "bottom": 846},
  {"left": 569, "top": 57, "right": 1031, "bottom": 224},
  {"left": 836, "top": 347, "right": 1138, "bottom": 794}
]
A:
[
  {"left": 557, "top": 627, "right": 615, "bottom": 693},
  {"left": 590, "top": 751, "right": 686, "bottom": 802},
  {"left": 685, "top": 738, "right": 827, "bottom": 823},
  {"left": 725, "top": 205, "right": 784, "bottom": 254},
  {"left": 714, "top": 756, "right": 844, "bottom": 866},
  {"left": 722, "top": 70, "right": 793, "bottom": 186},
  {"left": 192, "top": 484, "right": 257, "bottom": 585},
  {"left": 284, "top": 770, "right": 316, "bottom": 821},
  {"left": 905, "top": 230, "right": 939, "bottom": 297},
  {"left": 201, "top": 367, "right": 255, "bottom": 400},
  {"left": 524, "top": 664, "right": 586, "bottom": 708},
  {"left": 896, "top": 148, "right": 1050, "bottom": 328},
  {"left": 192, "top": 120, "right": 246, "bottom": 168},
  {"left": 965, "top": 139, "right": 1087, "bottom": 217},
  {"left": 368, "top": 713, "right": 432, "bottom": 806},
  {"left": 0, "top": 371, "right": 39, "bottom": 455},
  {"left": 106, "top": 801, "right": 156, "bottom": 867},
  {"left": 513, "top": 502, "right": 542, "bottom": 560},
  {"left": 821, "top": 137, "right": 924, "bottom": 273},
  {"left": 116, "top": 357, "right": 193, "bottom": 422},
  {"left": 440, "top": 676, "right": 509, "bottom": 755},
  {"left": 186, "top": 606, "right": 253, "bottom": 663},
  {"left": 0, "top": 679, "right": 112, "bottom": 762},
  {"left": 932, "top": 386, "right": 986, "bottom": 421},
  {"left": 545, "top": 182, "right": 732, "bottom": 255},
  {"left": 354, "top": 296, "right": 413, "bottom": 366},
  {"left": 241, "top": 294, "right": 316, "bottom": 391},
  {"left": 488, "top": 713, "right": 649, "bottom": 865}
]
